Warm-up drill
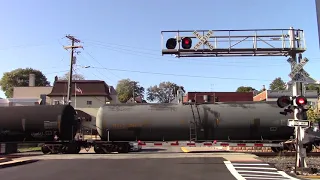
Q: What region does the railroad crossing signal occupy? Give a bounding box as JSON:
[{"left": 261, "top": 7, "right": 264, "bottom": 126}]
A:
[
  {"left": 288, "top": 57, "right": 310, "bottom": 82},
  {"left": 193, "top": 30, "right": 214, "bottom": 51},
  {"left": 276, "top": 95, "right": 309, "bottom": 116}
]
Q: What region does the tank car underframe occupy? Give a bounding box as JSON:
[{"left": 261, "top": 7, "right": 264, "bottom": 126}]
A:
[
  {"left": 39, "top": 141, "right": 132, "bottom": 154},
  {"left": 40, "top": 141, "right": 82, "bottom": 154}
]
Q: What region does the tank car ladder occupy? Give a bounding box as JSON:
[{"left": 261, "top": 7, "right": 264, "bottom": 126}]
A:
[{"left": 189, "top": 104, "right": 201, "bottom": 142}]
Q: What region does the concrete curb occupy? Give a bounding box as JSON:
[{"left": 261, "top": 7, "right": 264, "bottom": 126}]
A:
[{"left": 0, "top": 159, "right": 38, "bottom": 169}]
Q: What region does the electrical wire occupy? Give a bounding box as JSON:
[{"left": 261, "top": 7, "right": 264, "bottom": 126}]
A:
[{"left": 88, "top": 66, "right": 283, "bottom": 82}]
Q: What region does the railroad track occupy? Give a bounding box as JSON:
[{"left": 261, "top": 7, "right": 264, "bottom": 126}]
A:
[{"left": 252, "top": 152, "right": 320, "bottom": 157}]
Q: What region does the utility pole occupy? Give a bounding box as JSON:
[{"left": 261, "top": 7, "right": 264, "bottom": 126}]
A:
[
  {"left": 132, "top": 81, "right": 135, "bottom": 102},
  {"left": 64, "top": 35, "right": 83, "bottom": 105}
]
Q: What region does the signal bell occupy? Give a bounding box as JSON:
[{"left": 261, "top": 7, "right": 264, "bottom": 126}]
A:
[
  {"left": 181, "top": 37, "right": 192, "bottom": 49},
  {"left": 276, "top": 96, "right": 292, "bottom": 108},
  {"left": 166, "top": 38, "right": 177, "bottom": 49}
]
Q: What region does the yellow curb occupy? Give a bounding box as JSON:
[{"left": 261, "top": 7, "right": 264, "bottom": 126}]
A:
[
  {"left": 181, "top": 147, "right": 190, "bottom": 153},
  {"left": 298, "top": 175, "right": 320, "bottom": 179}
]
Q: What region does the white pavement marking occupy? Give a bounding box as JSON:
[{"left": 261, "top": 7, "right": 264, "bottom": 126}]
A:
[
  {"left": 231, "top": 163, "right": 269, "bottom": 166},
  {"left": 224, "top": 161, "right": 246, "bottom": 180},
  {"left": 244, "top": 177, "right": 289, "bottom": 180},
  {"left": 234, "top": 167, "right": 277, "bottom": 170},
  {"left": 224, "top": 161, "right": 301, "bottom": 180},
  {"left": 237, "top": 170, "right": 285, "bottom": 175}
]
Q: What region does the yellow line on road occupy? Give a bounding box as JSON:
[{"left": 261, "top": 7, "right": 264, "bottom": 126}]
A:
[{"left": 181, "top": 147, "right": 190, "bottom": 153}]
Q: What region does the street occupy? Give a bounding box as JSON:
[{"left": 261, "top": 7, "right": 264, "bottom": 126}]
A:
[{"left": 0, "top": 157, "right": 237, "bottom": 180}]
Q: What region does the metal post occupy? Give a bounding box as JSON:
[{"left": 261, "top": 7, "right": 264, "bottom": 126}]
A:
[{"left": 289, "top": 27, "right": 307, "bottom": 173}]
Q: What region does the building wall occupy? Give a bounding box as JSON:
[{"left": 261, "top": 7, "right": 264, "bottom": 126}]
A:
[
  {"left": 109, "top": 94, "right": 120, "bottom": 104},
  {"left": 13, "top": 87, "right": 53, "bottom": 104},
  {"left": 50, "top": 96, "right": 107, "bottom": 108},
  {"left": 253, "top": 91, "right": 267, "bottom": 101},
  {"left": 76, "top": 107, "right": 100, "bottom": 130}
]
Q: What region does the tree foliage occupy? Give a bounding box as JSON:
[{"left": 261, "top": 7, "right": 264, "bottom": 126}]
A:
[
  {"left": 306, "top": 84, "right": 320, "bottom": 94},
  {"left": 307, "top": 107, "right": 320, "bottom": 122},
  {"left": 269, "top": 77, "right": 286, "bottom": 91},
  {"left": 0, "top": 68, "right": 50, "bottom": 98},
  {"left": 116, "top": 78, "right": 145, "bottom": 103},
  {"left": 146, "top": 81, "right": 184, "bottom": 103},
  {"left": 236, "top": 86, "right": 255, "bottom": 92},
  {"left": 59, "top": 72, "right": 85, "bottom": 80}
]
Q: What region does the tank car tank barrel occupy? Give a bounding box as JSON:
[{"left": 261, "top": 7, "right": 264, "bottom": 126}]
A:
[{"left": 96, "top": 102, "right": 294, "bottom": 142}]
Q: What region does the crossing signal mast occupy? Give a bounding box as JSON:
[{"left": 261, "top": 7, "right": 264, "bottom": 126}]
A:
[{"left": 161, "top": 28, "right": 314, "bottom": 173}]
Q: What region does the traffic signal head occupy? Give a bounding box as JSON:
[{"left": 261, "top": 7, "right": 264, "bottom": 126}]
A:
[
  {"left": 276, "top": 96, "right": 292, "bottom": 108},
  {"left": 181, "top": 37, "right": 192, "bottom": 49},
  {"left": 166, "top": 38, "right": 177, "bottom": 49},
  {"left": 295, "top": 96, "right": 307, "bottom": 107}
]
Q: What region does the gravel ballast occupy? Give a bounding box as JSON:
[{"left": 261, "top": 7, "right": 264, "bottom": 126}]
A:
[{"left": 258, "top": 156, "right": 320, "bottom": 176}]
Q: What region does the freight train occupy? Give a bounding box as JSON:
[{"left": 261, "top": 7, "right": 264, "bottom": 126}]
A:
[{"left": 0, "top": 102, "right": 320, "bottom": 154}]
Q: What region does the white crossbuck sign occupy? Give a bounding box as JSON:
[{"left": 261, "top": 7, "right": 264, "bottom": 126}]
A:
[
  {"left": 193, "top": 30, "right": 215, "bottom": 50},
  {"left": 288, "top": 58, "right": 309, "bottom": 82}
]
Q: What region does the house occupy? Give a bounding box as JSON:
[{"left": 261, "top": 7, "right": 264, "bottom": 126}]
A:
[
  {"left": 47, "top": 79, "right": 115, "bottom": 107},
  {"left": 13, "top": 74, "right": 53, "bottom": 105},
  {"left": 183, "top": 92, "right": 253, "bottom": 103},
  {"left": 47, "top": 79, "right": 119, "bottom": 132}
]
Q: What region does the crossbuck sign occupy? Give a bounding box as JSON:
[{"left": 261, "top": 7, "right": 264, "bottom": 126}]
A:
[
  {"left": 193, "top": 30, "right": 215, "bottom": 51},
  {"left": 288, "top": 57, "right": 310, "bottom": 82}
]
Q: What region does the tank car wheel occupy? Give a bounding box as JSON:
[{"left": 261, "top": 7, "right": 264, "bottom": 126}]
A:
[
  {"left": 94, "top": 145, "right": 104, "bottom": 154},
  {"left": 117, "top": 143, "right": 130, "bottom": 153},
  {"left": 64, "top": 143, "right": 80, "bottom": 154},
  {"left": 41, "top": 145, "right": 51, "bottom": 154}
]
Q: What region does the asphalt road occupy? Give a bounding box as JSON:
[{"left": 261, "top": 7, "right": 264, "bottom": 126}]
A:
[{"left": 0, "top": 157, "right": 237, "bottom": 180}]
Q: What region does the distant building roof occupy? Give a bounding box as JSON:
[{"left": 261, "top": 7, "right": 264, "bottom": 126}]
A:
[
  {"left": 126, "top": 96, "right": 146, "bottom": 103},
  {"left": 47, "top": 80, "right": 112, "bottom": 100}
]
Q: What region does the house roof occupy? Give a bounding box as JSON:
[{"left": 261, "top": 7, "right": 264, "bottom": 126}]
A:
[
  {"left": 47, "top": 80, "right": 112, "bottom": 100},
  {"left": 126, "top": 96, "right": 146, "bottom": 103}
]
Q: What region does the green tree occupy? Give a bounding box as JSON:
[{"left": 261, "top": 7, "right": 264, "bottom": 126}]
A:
[
  {"left": 116, "top": 78, "right": 145, "bottom": 103},
  {"left": 269, "top": 77, "right": 286, "bottom": 91},
  {"left": 236, "top": 86, "right": 255, "bottom": 92},
  {"left": 146, "top": 81, "right": 184, "bottom": 103},
  {"left": 59, "top": 72, "right": 85, "bottom": 80},
  {"left": 306, "top": 107, "right": 319, "bottom": 122},
  {"left": 0, "top": 68, "right": 50, "bottom": 98},
  {"left": 306, "top": 84, "right": 320, "bottom": 94}
]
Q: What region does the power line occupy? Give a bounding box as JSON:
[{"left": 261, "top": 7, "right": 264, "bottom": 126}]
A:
[
  {"left": 82, "top": 49, "right": 122, "bottom": 80},
  {"left": 88, "top": 66, "right": 282, "bottom": 82}
]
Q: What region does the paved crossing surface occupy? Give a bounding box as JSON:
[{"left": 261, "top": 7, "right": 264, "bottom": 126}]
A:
[{"left": 224, "top": 161, "right": 301, "bottom": 180}]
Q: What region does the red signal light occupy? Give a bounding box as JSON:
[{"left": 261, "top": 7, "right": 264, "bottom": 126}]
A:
[
  {"left": 295, "top": 96, "right": 307, "bottom": 106},
  {"left": 184, "top": 38, "right": 190, "bottom": 44},
  {"left": 181, "top": 37, "right": 192, "bottom": 49}
]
